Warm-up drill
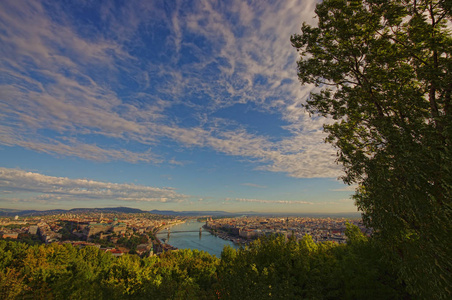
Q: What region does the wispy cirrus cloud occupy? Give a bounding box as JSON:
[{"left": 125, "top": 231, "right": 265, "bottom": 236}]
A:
[
  {"left": 330, "top": 185, "right": 358, "bottom": 192},
  {"left": 0, "top": 0, "right": 341, "bottom": 179},
  {"left": 0, "top": 167, "right": 187, "bottom": 203}
]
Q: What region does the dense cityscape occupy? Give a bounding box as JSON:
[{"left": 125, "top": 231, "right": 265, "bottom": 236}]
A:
[
  {"left": 0, "top": 211, "right": 365, "bottom": 257},
  {"left": 204, "top": 216, "right": 367, "bottom": 245}
]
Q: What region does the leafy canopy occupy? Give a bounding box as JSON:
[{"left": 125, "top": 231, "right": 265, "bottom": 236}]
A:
[{"left": 291, "top": 0, "right": 451, "bottom": 298}]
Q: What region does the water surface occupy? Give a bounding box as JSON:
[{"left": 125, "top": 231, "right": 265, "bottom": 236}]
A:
[{"left": 156, "top": 219, "right": 238, "bottom": 257}]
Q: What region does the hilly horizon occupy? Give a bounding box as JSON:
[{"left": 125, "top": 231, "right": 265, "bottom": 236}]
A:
[{"left": 0, "top": 206, "right": 361, "bottom": 218}]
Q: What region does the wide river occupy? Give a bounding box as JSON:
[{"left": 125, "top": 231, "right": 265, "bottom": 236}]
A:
[{"left": 156, "top": 219, "right": 238, "bottom": 257}]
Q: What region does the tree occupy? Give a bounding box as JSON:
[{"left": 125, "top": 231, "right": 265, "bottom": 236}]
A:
[
  {"left": 291, "top": 0, "right": 451, "bottom": 298},
  {"left": 337, "top": 224, "right": 407, "bottom": 299},
  {"left": 217, "top": 235, "right": 340, "bottom": 299},
  {"left": 0, "top": 268, "right": 27, "bottom": 298}
]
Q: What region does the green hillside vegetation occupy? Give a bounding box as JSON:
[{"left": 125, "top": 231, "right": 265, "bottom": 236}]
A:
[{"left": 0, "top": 224, "right": 410, "bottom": 300}]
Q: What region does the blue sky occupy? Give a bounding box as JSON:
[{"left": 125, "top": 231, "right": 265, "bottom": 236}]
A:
[{"left": 0, "top": 0, "right": 357, "bottom": 213}]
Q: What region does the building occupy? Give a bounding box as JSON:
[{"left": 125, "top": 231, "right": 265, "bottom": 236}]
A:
[{"left": 28, "top": 226, "right": 38, "bottom": 235}]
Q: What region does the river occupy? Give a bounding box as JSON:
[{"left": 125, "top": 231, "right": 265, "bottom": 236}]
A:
[{"left": 156, "top": 219, "right": 238, "bottom": 257}]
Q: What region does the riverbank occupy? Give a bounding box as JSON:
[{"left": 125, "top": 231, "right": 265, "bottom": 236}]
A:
[
  {"left": 153, "top": 219, "right": 187, "bottom": 253},
  {"left": 155, "top": 220, "right": 237, "bottom": 257},
  {"left": 202, "top": 225, "right": 249, "bottom": 246}
]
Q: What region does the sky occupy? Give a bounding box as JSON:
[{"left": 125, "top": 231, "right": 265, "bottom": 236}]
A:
[{"left": 0, "top": 0, "right": 357, "bottom": 214}]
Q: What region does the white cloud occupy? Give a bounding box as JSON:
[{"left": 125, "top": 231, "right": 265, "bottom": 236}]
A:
[
  {"left": 0, "top": 134, "right": 161, "bottom": 163},
  {"left": 0, "top": 167, "right": 188, "bottom": 203},
  {"left": 0, "top": 0, "right": 342, "bottom": 179},
  {"left": 330, "top": 185, "right": 358, "bottom": 192}
]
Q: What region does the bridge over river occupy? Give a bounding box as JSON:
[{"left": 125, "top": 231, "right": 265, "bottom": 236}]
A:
[
  {"left": 165, "top": 228, "right": 203, "bottom": 235},
  {"left": 156, "top": 221, "right": 237, "bottom": 257},
  {"left": 168, "top": 230, "right": 202, "bottom": 233}
]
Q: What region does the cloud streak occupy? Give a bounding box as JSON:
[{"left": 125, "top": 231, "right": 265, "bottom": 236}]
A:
[
  {"left": 0, "top": 167, "right": 188, "bottom": 203},
  {"left": 330, "top": 185, "right": 358, "bottom": 192},
  {"left": 0, "top": 0, "right": 341, "bottom": 179}
]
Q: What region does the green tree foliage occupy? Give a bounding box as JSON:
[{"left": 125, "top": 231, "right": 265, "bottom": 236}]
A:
[
  {"left": 291, "top": 1, "right": 451, "bottom": 297},
  {"left": 58, "top": 221, "right": 83, "bottom": 242},
  {"left": 217, "top": 230, "right": 406, "bottom": 300},
  {"left": 338, "top": 224, "right": 403, "bottom": 299},
  {"left": 0, "top": 240, "right": 220, "bottom": 299},
  {"left": 0, "top": 234, "right": 412, "bottom": 299},
  {"left": 4, "top": 223, "right": 29, "bottom": 229},
  {"left": 115, "top": 234, "right": 148, "bottom": 253},
  {"left": 0, "top": 267, "right": 28, "bottom": 299}
]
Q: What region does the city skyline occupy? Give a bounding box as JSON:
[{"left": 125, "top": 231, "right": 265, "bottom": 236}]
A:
[{"left": 0, "top": 0, "right": 357, "bottom": 213}]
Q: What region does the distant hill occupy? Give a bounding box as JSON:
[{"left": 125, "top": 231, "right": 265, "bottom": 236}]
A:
[
  {"left": 0, "top": 207, "right": 361, "bottom": 218},
  {"left": 147, "top": 210, "right": 361, "bottom": 218},
  {"left": 0, "top": 209, "right": 67, "bottom": 217},
  {"left": 148, "top": 209, "right": 240, "bottom": 217},
  {"left": 0, "top": 207, "right": 145, "bottom": 217},
  {"left": 69, "top": 207, "right": 145, "bottom": 214}
]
